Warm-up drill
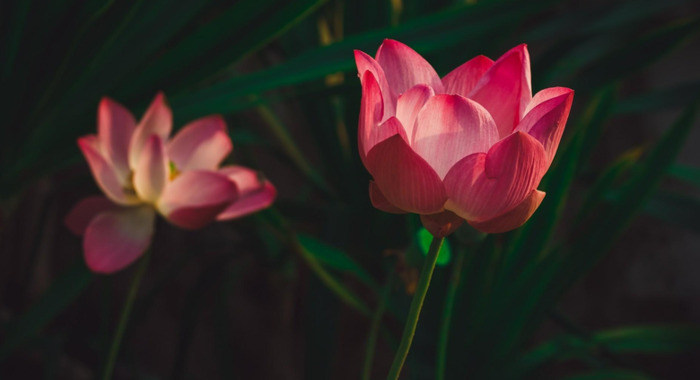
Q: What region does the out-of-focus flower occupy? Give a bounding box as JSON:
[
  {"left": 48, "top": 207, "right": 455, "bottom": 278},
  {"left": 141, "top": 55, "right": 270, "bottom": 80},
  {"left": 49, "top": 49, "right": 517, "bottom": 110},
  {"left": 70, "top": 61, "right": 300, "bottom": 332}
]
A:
[
  {"left": 354, "top": 40, "right": 573, "bottom": 236},
  {"left": 66, "top": 93, "right": 276, "bottom": 273}
]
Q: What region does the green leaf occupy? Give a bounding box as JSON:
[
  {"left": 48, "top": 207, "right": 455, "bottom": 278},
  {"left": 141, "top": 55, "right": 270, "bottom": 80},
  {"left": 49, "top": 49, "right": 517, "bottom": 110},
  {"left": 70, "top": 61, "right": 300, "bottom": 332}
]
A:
[
  {"left": 416, "top": 227, "right": 451, "bottom": 266},
  {"left": 294, "top": 234, "right": 371, "bottom": 316},
  {"left": 614, "top": 80, "right": 700, "bottom": 115},
  {"left": 297, "top": 233, "right": 378, "bottom": 291},
  {"left": 169, "top": 0, "right": 550, "bottom": 119},
  {"left": 668, "top": 163, "right": 700, "bottom": 188},
  {"left": 0, "top": 260, "right": 93, "bottom": 359},
  {"left": 594, "top": 325, "right": 700, "bottom": 354},
  {"left": 513, "top": 325, "right": 700, "bottom": 376},
  {"left": 575, "top": 16, "right": 700, "bottom": 91},
  {"left": 568, "top": 100, "right": 699, "bottom": 267}
]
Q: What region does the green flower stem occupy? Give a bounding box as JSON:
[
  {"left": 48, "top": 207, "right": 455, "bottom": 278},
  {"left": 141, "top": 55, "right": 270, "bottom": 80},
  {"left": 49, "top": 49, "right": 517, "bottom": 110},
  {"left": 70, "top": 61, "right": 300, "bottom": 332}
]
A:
[
  {"left": 362, "top": 270, "right": 396, "bottom": 380},
  {"left": 386, "top": 236, "right": 444, "bottom": 380},
  {"left": 436, "top": 247, "right": 467, "bottom": 380},
  {"left": 102, "top": 251, "right": 151, "bottom": 380}
]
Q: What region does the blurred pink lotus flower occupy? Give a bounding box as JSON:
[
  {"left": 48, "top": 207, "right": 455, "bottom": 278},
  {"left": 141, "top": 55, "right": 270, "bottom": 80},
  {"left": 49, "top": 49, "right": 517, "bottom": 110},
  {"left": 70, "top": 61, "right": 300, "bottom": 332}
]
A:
[
  {"left": 355, "top": 40, "right": 573, "bottom": 236},
  {"left": 66, "top": 93, "right": 276, "bottom": 273}
]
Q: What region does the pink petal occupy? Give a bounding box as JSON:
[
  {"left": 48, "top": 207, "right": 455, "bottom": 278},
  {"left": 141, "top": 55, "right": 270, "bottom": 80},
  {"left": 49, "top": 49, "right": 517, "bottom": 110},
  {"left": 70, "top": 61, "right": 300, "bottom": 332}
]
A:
[
  {"left": 443, "top": 131, "right": 546, "bottom": 222},
  {"left": 78, "top": 136, "right": 139, "bottom": 205},
  {"left": 362, "top": 117, "right": 408, "bottom": 164},
  {"left": 516, "top": 87, "right": 574, "bottom": 165},
  {"left": 357, "top": 71, "right": 386, "bottom": 161},
  {"left": 469, "top": 44, "right": 532, "bottom": 138},
  {"left": 129, "top": 92, "right": 173, "bottom": 168},
  {"left": 65, "top": 196, "right": 119, "bottom": 235},
  {"left": 83, "top": 206, "right": 155, "bottom": 274},
  {"left": 133, "top": 135, "right": 168, "bottom": 203},
  {"left": 97, "top": 97, "right": 136, "bottom": 180},
  {"left": 216, "top": 166, "right": 276, "bottom": 220},
  {"left": 420, "top": 210, "right": 464, "bottom": 237},
  {"left": 365, "top": 134, "right": 446, "bottom": 214},
  {"left": 395, "top": 84, "right": 434, "bottom": 141},
  {"left": 369, "top": 181, "right": 406, "bottom": 214},
  {"left": 442, "top": 55, "right": 494, "bottom": 97},
  {"left": 412, "top": 94, "right": 499, "bottom": 178},
  {"left": 157, "top": 170, "right": 238, "bottom": 230},
  {"left": 167, "top": 115, "right": 232, "bottom": 171},
  {"left": 468, "top": 189, "right": 545, "bottom": 234},
  {"left": 355, "top": 50, "right": 396, "bottom": 117},
  {"left": 375, "top": 39, "right": 444, "bottom": 95}
]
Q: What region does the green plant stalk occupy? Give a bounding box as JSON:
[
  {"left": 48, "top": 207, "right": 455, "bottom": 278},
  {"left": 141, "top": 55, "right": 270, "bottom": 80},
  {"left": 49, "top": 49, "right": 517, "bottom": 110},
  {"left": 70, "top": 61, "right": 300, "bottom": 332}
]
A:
[
  {"left": 386, "top": 236, "right": 444, "bottom": 380},
  {"left": 436, "top": 246, "right": 467, "bottom": 380},
  {"left": 102, "top": 251, "right": 151, "bottom": 380},
  {"left": 363, "top": 270, "right": 395, "bottom": 380}
]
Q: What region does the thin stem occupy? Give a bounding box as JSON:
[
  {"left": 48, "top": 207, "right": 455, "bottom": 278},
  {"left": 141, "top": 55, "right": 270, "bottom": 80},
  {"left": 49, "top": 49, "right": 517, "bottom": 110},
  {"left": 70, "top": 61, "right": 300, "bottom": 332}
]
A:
[
  {"left": 436, "top": 247, "right": 467, "bottom": 380},
  {"left": 102, "top": 251, "right": 151, "bottom": 380},
  {"left": 386, "top": 236, "right": 444, "bottom": 380},
  {"left": 362, "top": 270, "right": 396, "bottom": 380}
]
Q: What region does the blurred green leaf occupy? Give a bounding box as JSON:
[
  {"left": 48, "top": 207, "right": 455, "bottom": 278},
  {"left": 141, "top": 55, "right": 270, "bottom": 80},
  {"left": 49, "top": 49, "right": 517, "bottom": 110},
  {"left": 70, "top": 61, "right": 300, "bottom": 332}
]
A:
[
  {"left": 595, "top": 325, "right": 700, "bottom": 354},
  {"left": 566, "top": 100, "right": 698, "bottom": 268},
  {"left": 614, "top": 80, "right": 700, "bottom": 115},
  {"left": 575, "top": 16, "right": 700, "bottom": 91},
  {"left": 297, "top": 233, "right": 378, "bottom": 291},
  {"left": 294, "top": 235, "right": 371, "bottom": 316},
  {"left": 514, "top": 325, "right": 700, "bottom": 376},
  {"left": 668, "top": 163, "right": 700, "bottom": 188},
  {"left": 416, "top": 228, "right": 451, "bottom": 266},
  {"left": 0, "top": 260, "right": 93, "bottom": 359},
  {"left": 170, "top": 0, "right": 550, "bottom": 119}
]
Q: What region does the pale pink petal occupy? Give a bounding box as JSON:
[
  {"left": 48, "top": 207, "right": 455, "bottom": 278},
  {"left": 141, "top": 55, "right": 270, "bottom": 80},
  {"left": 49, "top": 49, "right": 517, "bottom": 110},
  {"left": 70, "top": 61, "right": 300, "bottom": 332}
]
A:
[
  {"left": 129, "top": 93, "right": 173, "bottom": 168},
  {"left": 365, "top": 134, "right": 446, "bottom": 214},
  {"left": 395, "top": 84, "right": 434, "bottom": 140},
  {"left": 355, "top": 50, "right": 396, "bottom": 117},
  {"left": 83, "top": 206, "right": 155, "bottom": 274},
  {"left": 357, "top": 71, "right": 385, "bottom": 162},
  {"left": 167, "top": 115, "right": 232, "bottom": 171},
  {"left": 65, "top": 196, "right": 119, "bottom": 235},
  {"left": 469, "top": 44, "right": 532, "bottom": 138},
  {"left": 78, "top": 136, "right": 139, "bottom": 205},
  {"left": 420, "top": 210, "right": 464, "bottom": 237},
  {"left": 97, "top": 97, "right": 136, "bottom": 180},
  {"left": 217, "top": 166, "right": 276, "bottom": 220},
  {"left": 375, "top": 39, "right": 444, "bottom": 95},
  {"left": 412, "top": 94, "right": 499, "bottom": 178},
  {"left": 133, "top": 135, "right": 168, "bottom": 203},
  {"left": 516, "top": 87, "right": 574, "bottom": 165},
  {"left": 444, "top": 131, "right": 546, "bottom": 222},
  {"left": 468, "top": 189, "right": 545, "bottom": 234},
  {"left": 442, "top": 55, "right": 494, "bottom": 97},
  {"left": 157, "top": 170, "right": 238, "bottom": 230},
  {"left": 369, "top": 181, "right": 406, "bottom": 214}
]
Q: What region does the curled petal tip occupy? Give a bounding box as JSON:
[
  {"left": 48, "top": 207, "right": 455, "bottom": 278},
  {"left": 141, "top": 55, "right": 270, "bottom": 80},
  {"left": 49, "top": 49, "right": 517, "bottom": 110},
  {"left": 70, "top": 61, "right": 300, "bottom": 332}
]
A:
[{"left": 468, "top": 189, "right": 545, "bottom": 234}]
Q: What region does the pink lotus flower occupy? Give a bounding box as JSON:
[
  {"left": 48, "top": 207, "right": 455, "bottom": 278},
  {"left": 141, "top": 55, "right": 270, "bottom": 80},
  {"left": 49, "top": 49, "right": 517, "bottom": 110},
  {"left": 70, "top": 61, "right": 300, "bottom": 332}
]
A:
[
  {"left": 65, "top": 93, "right": 276, "bottom": 273},
  {"left": 355, "top": 40, "right": 573, "bottom": 236}
]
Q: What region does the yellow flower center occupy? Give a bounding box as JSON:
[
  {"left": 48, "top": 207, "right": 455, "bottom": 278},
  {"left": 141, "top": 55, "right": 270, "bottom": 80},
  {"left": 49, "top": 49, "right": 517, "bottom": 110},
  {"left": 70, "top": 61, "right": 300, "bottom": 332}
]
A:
[{"left": 169, "top": 161, "right": 180, "bottom": 181}]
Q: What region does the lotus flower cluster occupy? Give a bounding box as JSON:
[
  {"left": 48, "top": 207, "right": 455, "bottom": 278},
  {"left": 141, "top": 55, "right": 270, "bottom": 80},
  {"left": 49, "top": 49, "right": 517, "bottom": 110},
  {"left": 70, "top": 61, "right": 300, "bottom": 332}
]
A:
[
  {"left": 66, "top": 94, "right": 276, "bottom": 273},
  {"left": 354, "top": 40, "right": 573, "bottom": 236}
]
